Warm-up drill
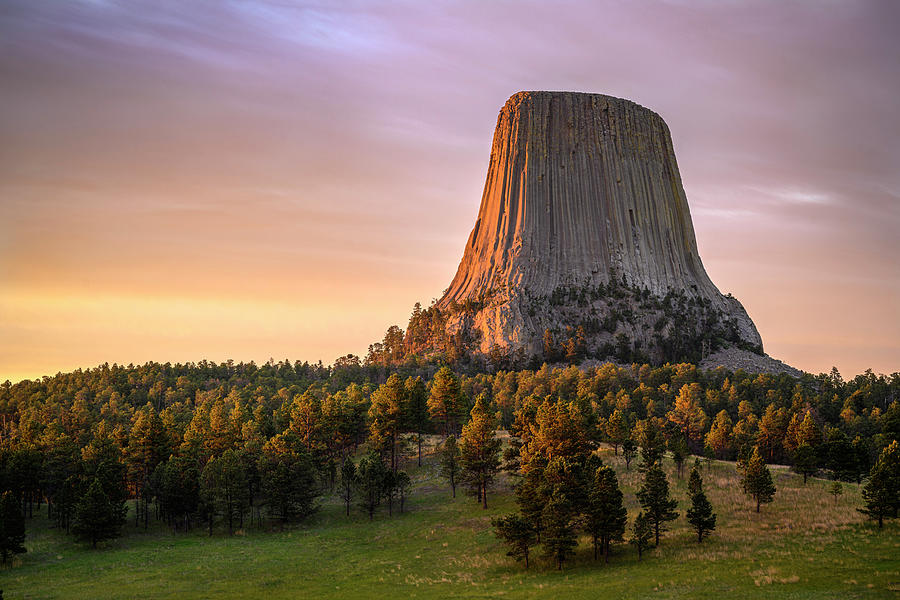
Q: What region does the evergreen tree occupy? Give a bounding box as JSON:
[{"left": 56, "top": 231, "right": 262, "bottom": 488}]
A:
[
  {"left": 200, "top": 449, "right": 249, "bottom": 535},
  {"left": 605, "top": 409, "right": 628, "bottom": 456},
  {"left": 858, "top": 440, "right": 900, "bottom": 529},
  {"left": 155, "top": 456, "right": 200, "bottom": 532},
  {"left": 368, "top": 374, "right": 405, "bottom": 473},
  {"left": 492, "top": 513, "right": 538, "bottom": 569},
  {"left": 80, "top": 424, "right": 128, "bottom": 514},
  {"left": 383, "top": 470, "right": 397, "bottom": 516},
  {"left": 686, "top": 467, "right": 716, "bottom": 543},
  {"left": 72, "top": 478, "right": 126, "bottom": 548},
  {"left": 741, "top": 447, "right": 776, "bottom": 513},
  {"left": 259, "top": 444, "right": 318, "bottom": 526},
  {"left": 439, "top": 435, "right": 461, "bottom": 498},
  {"left": 356, "top": 452, "right": 387, "bottom": 520},
  {"left": 705, "top": 410, "right": 733, "bottom": 459},
  {"left": 668, "top": 434, "right": 688, "bottom": 479},
  {"left": 403, "top": 376, "right": 430, "bottom": 466},
  {"left": 428, "top": 367, "right": 462, "bottom": 437},
  {"left": 636, "top": 461, "right": 678, "bottom": 546},
  {"left": 0, "top": 491, "right": 26, "bottom": 563},
  {"left": 514, "top": 459, "right": 547, "bottom": 542},
  {"left": 458, "top": 395, "right": 502, "bottom": 508},
  {"left": 584, "top": 465, "right": 627, "bottom": 563},
  {"left": 126, "top": 405, "right": 170, "bottom": 530},
  {"left": 830, "top": 481, "right": 843, "bottom": 504},
  {"left": 622, "top": 438, "right": 637, "bottom": 471},
  {"left": 339, "top": 459, "right": 356, "bottom": 517},
  {"left": 792, "top": 444, "right": 818, "bottom": 484},
  {"left": 396, "top": 471, "right": 411, "bottom": 513},
  {"left": 636, "top": 419, "right": 666, "bottom": 469},
  {"left": 541, "top": 489, "right": 578, "bottom": 570},
  {"left": 630, "top": 511, "right": 652, "bottom": 560},
  {"left": 668, "top": 383, "right": 708, "bottom": 449}
]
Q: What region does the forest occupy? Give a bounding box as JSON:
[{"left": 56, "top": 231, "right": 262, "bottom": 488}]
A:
[{"left": 1, "top": 352, "right": 898, "bottom": 570}]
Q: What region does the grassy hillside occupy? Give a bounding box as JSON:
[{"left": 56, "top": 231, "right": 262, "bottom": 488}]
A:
[{"left": 2, "top": 445, "right": 897, "bottom": 599}]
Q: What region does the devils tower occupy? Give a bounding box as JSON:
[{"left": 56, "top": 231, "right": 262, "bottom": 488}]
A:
[{"left": 402, "top": 91, "right": 763, "bottom": 366}]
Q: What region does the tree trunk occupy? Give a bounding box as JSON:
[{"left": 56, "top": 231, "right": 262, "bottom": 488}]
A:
[
  {"left": 654, "top": 521, "right": 660, "bottom": 546},
  {"left": 482, "top": 484, "right": 488, "bottom": 509},
  {"left": 417, "top": 433, "right": 422, "bottom": 467},
  {"left": 756, "top": 498, "right": 761, "bottom": 513}
]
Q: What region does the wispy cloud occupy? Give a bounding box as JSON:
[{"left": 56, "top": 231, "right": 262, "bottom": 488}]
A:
[{"left": 1, "top": 0, "right": 898, "bottom": 378}]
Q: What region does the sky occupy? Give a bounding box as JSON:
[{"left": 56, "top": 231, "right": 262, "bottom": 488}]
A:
[{"left": 1, "top": 0, "right": 898, "bottom": 382}]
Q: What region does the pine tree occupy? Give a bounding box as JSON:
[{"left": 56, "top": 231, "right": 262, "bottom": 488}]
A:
[
  {"left": 741, "top": 447, "right": 776, "bottom": 513},
  {"left": 458, "top": 395, "right": 502, "bottom": 508},
  {"left": 622, "top": 438, "right": 637, "bottom": 471},
  {"left": 0, "top": 491, "right": 26, "bottom": 563},
  {"left": 541, "top": 490, "right": 578, "bottom": 570},
  {"left": 396, "top": 471, "right": 411, "bottom": 513},
  {"left": 630, "top": 511, "right": 652, "bottom": 560},
  {"left": 792, "top": 444, "right": 818, "bottom": 484},
  {"left": 669, "top": 434, "right": 688, "bottom": 479},
  {"left": 858, "top": 440, "right": 900, "bottom": 529},
  {"left": 428, "top": 367, "right": 462, "bottom": 437},
  {"left": 830, "top": 481, "right": 843, "bottom": 504},
  {"left": 155, "top": 456, "right": 200, "bottom": 532},
  {"left": 126, "top": 405, "right": 170, "bottom": 530},
  {"left": 440, "top": 435, "right": 461, "bottom": 498},
  {"left": 705, "top": 410, "right": 733, "bottom": 459},
  {"left": 356, "top": 452, "right": 387, "bottom": 520},
  {"left": 403, "top": 376, "right": 430, "bottom": 466},
  {"left": 514, "top": 460, "right": 547, "bottom": 542},
  {"left": 72, "top": 478, "right": 127, "bottom": 549},
  {"left": 492, "top": 513, "right": 538, "bottom": 569},
  {"left": 686, "top": 467, "right": 716, "bottom": 543},
  {"left": 339, "top": 459, "right": 356, "bottom": 517},
  {"left": 605, "top": 409, "right": 627, "bottom": 456},
  {"left": 259, "top": 444, "right": 318, "bottom": 526},
  {"left": 584, "top": 465, "right": 627, "bottom": 563},
  {"left": 368, "top": 374, "right": 405, "bottom": 473},
  {"left": 201, "top": 449, "right": 250, "bottom": 534},
  {"left": 636, "top": 419, "right": 666, "bottom": 469},
  {"left": 636, "top": 461, "right": 678, "bottom": 546}
]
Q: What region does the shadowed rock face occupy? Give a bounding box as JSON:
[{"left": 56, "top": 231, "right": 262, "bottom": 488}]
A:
[{"left": 434, "top": 91, "right": 761, "bottom": 360}]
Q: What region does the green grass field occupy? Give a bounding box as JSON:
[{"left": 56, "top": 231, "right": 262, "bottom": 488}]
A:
[{"left": 3, "top": 445, "right": 898, "bottom": 599}]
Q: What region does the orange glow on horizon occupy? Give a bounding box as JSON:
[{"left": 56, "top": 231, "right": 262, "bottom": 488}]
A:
[{"left": 1, "top": 2, "right": 897, "bottom": 382}]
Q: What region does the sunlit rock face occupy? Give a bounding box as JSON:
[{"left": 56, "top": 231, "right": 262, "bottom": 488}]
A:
[{"left": 434, "top": 91, "right": 761, "bottom": 362}]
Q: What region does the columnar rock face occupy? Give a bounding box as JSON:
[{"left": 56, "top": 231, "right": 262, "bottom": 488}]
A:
[{"left": 430, "top": 91, "right": 762, "bottom": 362}]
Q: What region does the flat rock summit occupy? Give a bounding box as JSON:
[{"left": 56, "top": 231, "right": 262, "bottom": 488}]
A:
[{"left": 404, "top": 91, "right": 777, "bottom": 369}]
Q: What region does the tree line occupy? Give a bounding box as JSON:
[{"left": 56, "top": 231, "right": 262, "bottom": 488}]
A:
[{"left": 1, "top": 359, "right": 898, "bottom": 562}]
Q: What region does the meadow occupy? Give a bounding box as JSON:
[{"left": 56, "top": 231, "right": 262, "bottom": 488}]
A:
[{"left": 3, "top": 444, "right": 897, "bottom": 599}]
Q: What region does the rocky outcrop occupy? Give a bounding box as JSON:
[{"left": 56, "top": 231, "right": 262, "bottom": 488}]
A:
[
  {"left": 700, "top": 348, "right": 803, "bottom": 377},
  {"left": 418, "top": 91, "right": 762, "bottom": 364}
]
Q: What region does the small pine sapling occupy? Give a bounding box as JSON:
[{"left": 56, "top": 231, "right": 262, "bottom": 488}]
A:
[{"left": 630, "top": 511, "right": 652, "bottom": 560}]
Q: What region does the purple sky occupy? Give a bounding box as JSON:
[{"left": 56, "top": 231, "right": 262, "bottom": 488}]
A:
[{"left": 1, "top": 0, "right": 898, "bottom": 381}]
